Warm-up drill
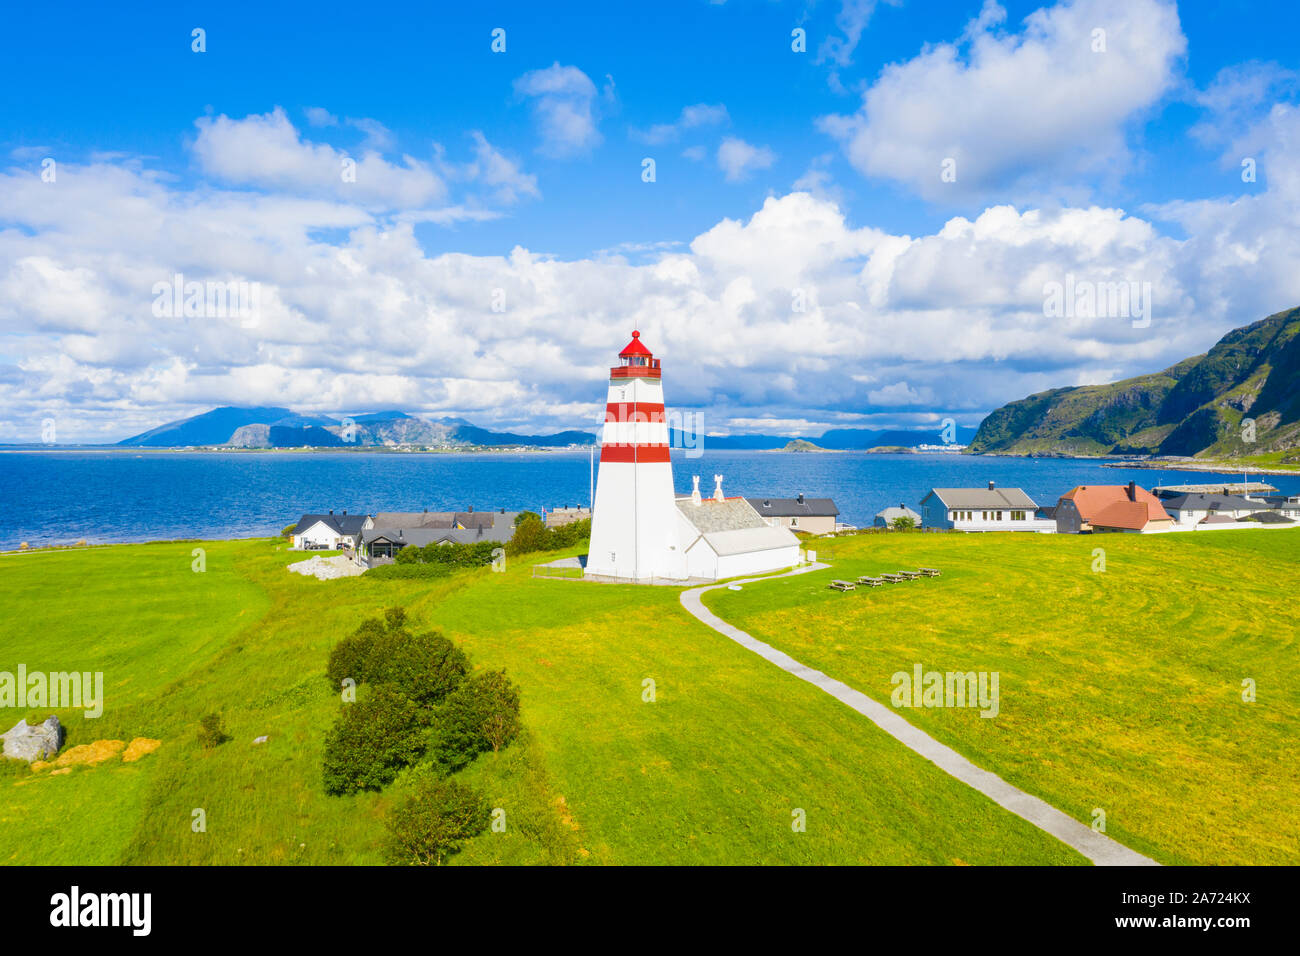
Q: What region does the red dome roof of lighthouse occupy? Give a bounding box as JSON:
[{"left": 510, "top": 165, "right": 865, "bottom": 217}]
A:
[{"left": 619, "top": 330, "right": 653, "bottom": 357}]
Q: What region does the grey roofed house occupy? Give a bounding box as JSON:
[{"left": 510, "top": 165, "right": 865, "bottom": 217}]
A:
[
  {"left": 745, "top": 496, "right": 839, "bottom": 518},
  {"left": 290, "top": 512, "right": 367, "bottom": 536},
  {"left": 366, "top": 509, "right": 518, "bottom": 544},
  {"left": 923, "top": 486, "right": 1039, "bottom": 510},
  {"left": 874, "top": 504, "right": 921, "bottom": 527},
  {"left": 1158, "top": 492, "right": 1271, "bottom": 513}
]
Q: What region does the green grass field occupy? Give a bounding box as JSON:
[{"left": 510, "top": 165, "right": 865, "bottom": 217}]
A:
[
  {"left": 2, "top": 528, "right": 1293, "bottom": 865},
  {"left": 707, "top": 528, "right": 1300, "bottom": 865}
]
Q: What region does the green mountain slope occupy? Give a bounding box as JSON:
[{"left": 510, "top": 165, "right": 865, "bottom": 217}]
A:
[{"left": 970, "top": 306, "right": 1300, "bottom": 458}]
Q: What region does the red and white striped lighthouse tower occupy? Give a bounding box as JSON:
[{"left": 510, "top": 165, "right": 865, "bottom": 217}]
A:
[{"left": 585, "top": 331, "right": 684, "bottom": 581}]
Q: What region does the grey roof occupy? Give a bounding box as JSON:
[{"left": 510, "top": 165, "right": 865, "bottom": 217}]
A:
[
  {"left": 922, "top": 487, "right": 1038, "bottom": 510},
  {"left": 292, "top": 513, "right": 366, "bottom": 535},
  {"left": 1241, "top": 510, "right": 1296, "bottom": 524},
  {"left": 677, "top": 497, "right": 769, "bottom": 533},
  {"left": 875, "top": 505, "right": 920, "bottom": 521},
  {"left": 363, "top": 517, "right": 515, "bottom": 545},
  {"left": 1160, "top": 493, "right": 1269, "bottom": 512},
  {"left": 697, "top": 525, "right": 801, "bottom": 556},
  {"left": 745, "top": 496, "right": 840, "bottom": 518},
  {"left": 372, "top": 510, "right": 516, "bottom": 532}
]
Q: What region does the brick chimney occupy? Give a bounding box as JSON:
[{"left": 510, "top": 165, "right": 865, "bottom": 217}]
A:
[
  {"left": 1126, "top": 480, "right": 1136, "bottom": 501},
  {"left": 797, "top": 492, "right": 805, "bottom": 504}
]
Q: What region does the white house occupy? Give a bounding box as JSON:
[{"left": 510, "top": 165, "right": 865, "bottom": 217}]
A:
[
  {"left": 290, "top": 512, "right": 367, "bottom": 550},
  {"left": 676, "top": 479, "right": 802, "bottom": 580},
  {"left": 919, "top": 482, "right": 1055, "bottom": 533}
]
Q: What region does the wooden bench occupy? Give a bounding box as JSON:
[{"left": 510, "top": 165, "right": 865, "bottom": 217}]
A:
[
  {"left": 856, "top": 576, "right": 883, "bottom": 588},
  {"left": 828, "top": 580, "right": 856, "bottom": 592},
  {"left": 919, "top": 567, "right": 941, "bottom": 577}
]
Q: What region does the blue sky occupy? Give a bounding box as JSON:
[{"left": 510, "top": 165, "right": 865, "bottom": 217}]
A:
[{"left": 2, "top": 0, "right": 1299, "bottom": 441}]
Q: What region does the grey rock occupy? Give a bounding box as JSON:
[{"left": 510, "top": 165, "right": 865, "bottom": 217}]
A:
[
  {"left": 252, "top": 735, "right": 269, "bottom": 745},
  {"left": 2, "top": 716, "right": 63, "bottom": 762}
]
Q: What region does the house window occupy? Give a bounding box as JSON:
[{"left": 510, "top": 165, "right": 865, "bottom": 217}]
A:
[{"left": 791, "top": 517, "right": 798, "bottom": 527}]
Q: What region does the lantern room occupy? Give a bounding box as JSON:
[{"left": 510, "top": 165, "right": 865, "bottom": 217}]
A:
[{"left": 612, "top": 330, "right": 662, "bottom": 378}]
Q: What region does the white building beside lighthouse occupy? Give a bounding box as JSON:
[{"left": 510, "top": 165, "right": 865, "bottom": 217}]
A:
[{"left": 585, "top": 331, "right": 801, "bottom": 583}]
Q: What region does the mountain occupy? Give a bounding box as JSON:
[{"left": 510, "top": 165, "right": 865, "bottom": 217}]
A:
[
  {"left": 118, "top": 406, "right": 300, "bottom": 447},
  {"left": 969, "top": 306, "right": 1300, "bottom": 458}
]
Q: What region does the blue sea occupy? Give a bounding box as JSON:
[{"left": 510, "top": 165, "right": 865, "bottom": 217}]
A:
[{"left": 2, "top": 449, "right": 1298, "bottom": 551}]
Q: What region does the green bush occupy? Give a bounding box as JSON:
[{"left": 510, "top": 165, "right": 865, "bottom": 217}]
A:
[
  {"left": 384, "top": 774, "right": 490, "bottom": 865},
  {"left": 369, "top": 630, "right": 469, "bottom": 708},
  {"left": 322, "top": 685, "right": 427, "bottom": 795},
  {"left": 514, "top": 511, "right": 542, "bottom": 527},
  {"left": 325, "top": 615, "right": 387, "bottom": 688},
  {"left": 281, "top": 523, "right": 297, "bottom": 538},
  {"left": 197, "top": 712, "right": 230, "bottom": 749},
  {"left": 429, "top": 670, "right": 521, "bottom": 772},
  {"left": 325, "top": 608, "right": 467, "bottom": 706},
  {"left": 505, "top": 516, "right": 550, "bottom": 556}
]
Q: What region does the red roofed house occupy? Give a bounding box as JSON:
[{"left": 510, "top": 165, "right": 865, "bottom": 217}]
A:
[{"left": 1054, "top": 481, "right": 1176, "bottom": 534}]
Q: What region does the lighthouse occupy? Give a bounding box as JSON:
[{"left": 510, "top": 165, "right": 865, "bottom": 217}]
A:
[{"left": 585, "top": 331, "right": 686, "bottom": 581}]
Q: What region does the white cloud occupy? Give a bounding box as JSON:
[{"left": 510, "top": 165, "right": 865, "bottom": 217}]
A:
[
  {"left": 717, "top": 136, "right": 776, "bottom": 182},
  {"left": 192, "top": 108, "right": 446, "bottom": 209},
  {"left": 820, "top": 0, "right": 1187, "bottom": 200},
  {"left": 633, "top": 103, "right": 729, "bottom": 144},
  {"left": 304, "top": 107, "right": 338, "bottom": 127},
  {"left": 513, "top": 63, "right": 604, "bottom": 158},
  {"left": 5, "top": 96, "right": 1300, "bottom": 442}
]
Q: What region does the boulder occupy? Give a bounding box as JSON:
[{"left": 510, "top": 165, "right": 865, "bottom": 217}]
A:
[{"left": 2, "top": 716, "right": 63, "bottom": 762}]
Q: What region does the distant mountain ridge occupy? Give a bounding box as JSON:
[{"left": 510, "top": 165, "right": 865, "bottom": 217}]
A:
[
  {"left": 969, "top": 306, "right": 1300, "bottom": 458},
  {"left": 115, "top": 406, "right": 977, "bottom": 450}
]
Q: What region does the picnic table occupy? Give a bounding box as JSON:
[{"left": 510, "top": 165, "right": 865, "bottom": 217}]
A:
[
  {"left": 919, "top": 567, "right": 941, "bottom": 577},
  {"left": 880, "top": 573, "right": 904, "bottom": 583},
  {"left": 856, "top": 575, "right": 883, "bottom": 587},
  {"left": 828, "top": 580, "right": 856, "bottom": 591},
  {"left": 898, "top": 570, "right": 921, "bottom": 580}
]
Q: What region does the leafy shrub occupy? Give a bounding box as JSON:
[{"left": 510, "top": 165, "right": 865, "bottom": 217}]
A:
[
  {"left": 197, "top": 713, "right": 231, "bottom": 749},
  {"left": 322, "top": 685, "right": 426, "bottom": 795},
  {"left": 505, "top": 516, "right": 550, "bottom": 556},
  {"left": 429, "top": 670, "right": 521, "bottom": 772},
  {"left": 281, "top": 523, "right": 297, "bottom": 538},
  {"left": 369, "top": 630, "right": 469, "bottom": 708},
  {"left": 325, "top": 608, "right": 467, "bottom": 706},
  {"left": 326, "top": 615, "right": 388, "bottom": 688},
  {"left": 384, "top": 774, "right": 490, "bottom": 865},
  {"left": 514, "top": 511, "right": 542, "bottom": 527},
  {"left": 890, "top": 516, "right": 917, "bottom": 530}
]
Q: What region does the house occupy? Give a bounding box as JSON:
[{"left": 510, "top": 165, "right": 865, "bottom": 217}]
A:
[
  {"left": 365, "top": 509, "right": 518, "bottom": 539},
  {"left": 1252, "top": 494, "right": 1300, "bottom": 521},
  {"left": 918, "top": 482, "right": 1055, "bottom": 532},
  {"left": 1054, "top": 482, "right": 1175, "bottom": 534},
  {"left": 358, "top": 509, "right": 519, "bottom": 563},
  {"left": 290, "top": 511, "right": 367, "bottom": 550},
  {"left": 874, "top": 504, "right": 921, "bottom": 529},
  {"left": 1158, "top": 492, "right": 1273, "bottom": 526},
  {"left": 745, "top": 494, "right": 840, "bottom": 535},
  {"left": 545, "top": 506, "right": 591, "bottom": 528},
  {"left": 678, "top": 481, "right": 802, "bottom": 580}
]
